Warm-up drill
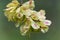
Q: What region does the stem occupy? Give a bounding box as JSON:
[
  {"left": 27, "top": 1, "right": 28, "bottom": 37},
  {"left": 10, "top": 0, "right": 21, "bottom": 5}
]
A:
[
  {"left": 29, "top": 0, "right": 32, "bottom": 4},
  {"left": 25, "top": 29, "right": 31, "bottom": 40},
  {"left": 25, "top": 32, "right": 30, "bottom": 40},
  {"left": 20, "top": 0, "right": 23, "bottom": 5}
]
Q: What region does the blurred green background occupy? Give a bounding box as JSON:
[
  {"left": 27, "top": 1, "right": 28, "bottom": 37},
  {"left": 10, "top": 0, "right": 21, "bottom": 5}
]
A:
[{"left": 0, "top": 0, "right": 60, "bottom": 40}]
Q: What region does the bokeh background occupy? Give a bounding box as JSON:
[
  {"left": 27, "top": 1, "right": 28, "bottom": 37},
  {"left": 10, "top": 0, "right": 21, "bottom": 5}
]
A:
[{"left": 0, "top": 0, "right": 60, "bottom": 40}]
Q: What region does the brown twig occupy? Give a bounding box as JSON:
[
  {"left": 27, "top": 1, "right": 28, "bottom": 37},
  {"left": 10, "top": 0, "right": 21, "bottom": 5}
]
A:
[
  {"left": 29, "top": 0, "right": 32, "bottom": 4},
  {"left": 20, "top": 0, "right": 23, "bottom": 5}
]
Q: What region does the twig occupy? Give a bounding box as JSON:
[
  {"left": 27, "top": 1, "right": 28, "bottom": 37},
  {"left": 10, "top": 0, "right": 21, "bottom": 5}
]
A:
[
  {"left": 20, "top": 0, "right": 23, "bottom": 5},
  {"left": 29, "top": 0, "right": 32, "bottom": 4}
]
